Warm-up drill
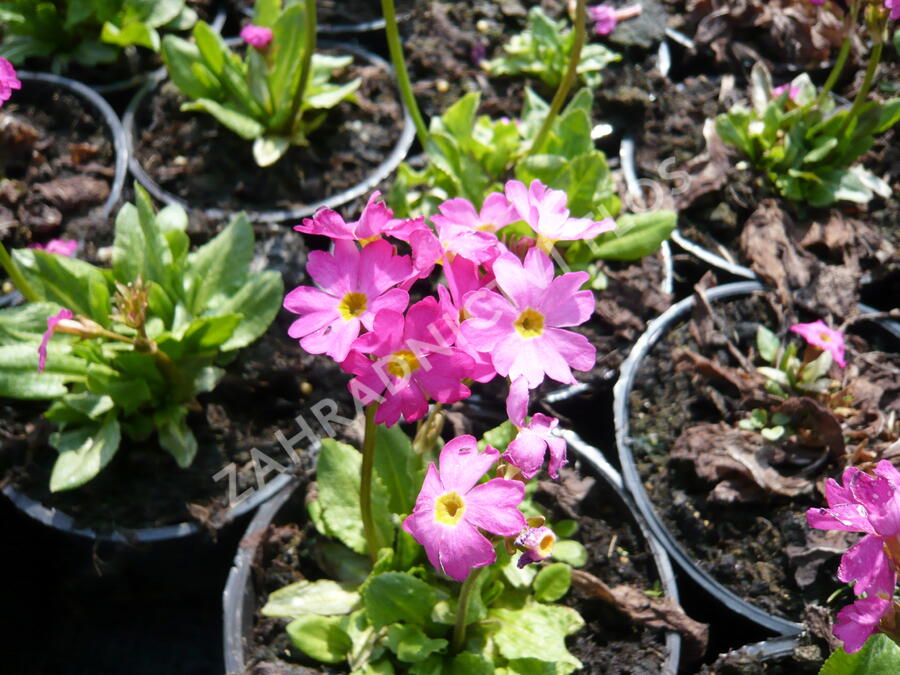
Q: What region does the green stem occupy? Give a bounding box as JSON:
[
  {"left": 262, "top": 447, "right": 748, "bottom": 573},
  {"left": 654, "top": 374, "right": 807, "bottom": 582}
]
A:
[
  {"left": 360, "top": 403, "right": 381, "bottom": 563},
  {"left": 813, "top": 0, "right": 860, "bottom": 109},
  {"left": 528, "top": 0, "right": 586, "bottom": 156},
  {"left": 836, "top": 39, "right": 884, "bottom": 138},
  {"left": 0, "top": 241, "right": 40, "bottom": 303},
  {"left": 283, "top": 0, "right": 317, "bottom": 136},
  {"left": 451, "top": 567, "right": 483, "bottom": 653},
  {"left": 381, "top": 0, "right": 428, "bottom": 147}
]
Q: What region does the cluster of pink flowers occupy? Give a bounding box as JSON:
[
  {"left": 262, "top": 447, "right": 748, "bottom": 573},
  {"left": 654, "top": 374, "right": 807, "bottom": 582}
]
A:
[
  {"left": 0, "top": 57, "right": 22, "bottom": 107},
  {"left": 807, "top": 462, "right": 900, "bottom": 652},
  {"left": 285, "top": 181, "right": 609, "bottom": 580},
  {"left": 791, "top": 319, "right": 847, "bottom": 368}
]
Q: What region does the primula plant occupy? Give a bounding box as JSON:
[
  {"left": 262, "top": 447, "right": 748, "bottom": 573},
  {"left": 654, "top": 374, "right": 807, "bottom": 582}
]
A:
[
  {"left": 716, "top": 0, "right": 900, "bottom": 206},
  {"left": 0, "top": 185, "right": 283, "bottom": 491},
  {"left": 0, "top": 0, "right": 197, "bottom": 72},
  {"left": 161, "top": 0, "right": 360, "bottom": 166},
  {"left": 266, "top": 186, "right": 608, "bottom": 671}
]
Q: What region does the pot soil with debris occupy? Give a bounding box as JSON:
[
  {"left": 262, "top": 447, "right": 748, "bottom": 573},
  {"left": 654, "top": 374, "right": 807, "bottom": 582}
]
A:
[
  {"left": 130, "top": 49, "right": 404, "bottom": 217},
  {"left": 0, "top": 306, "right": 356, "bottom": 534},
  {"left": 0, "top": 79, "right": 117, "bottom": 252},
  {"left": 241, "top": 460, "right": 706, "bottom": 674},
  {"left": 627, "top": 287, "right": 900, "bottom": 624}
]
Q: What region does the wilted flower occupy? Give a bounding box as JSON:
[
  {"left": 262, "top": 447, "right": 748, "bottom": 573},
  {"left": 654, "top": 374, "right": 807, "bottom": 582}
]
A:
[
  {"left": 515, "top": 525, "right": 557, "bottom": 568},
  {"left": 403, "top": 435, "right": 526, "bottom": 581},
  {"left": 29, "top": 239, "right": 78, "bottom": 257},
  {"left": 790, "top": 319, "right": 846, "bottom": 367},
  {"left": 240, "top": 24, "right": 273, "bottom": 49},
  {"left": 38, "top": 308, "right": 74, "bottom": 372},
  {"left": 0, "top": 57, "right": 22, "bottom": 106}
]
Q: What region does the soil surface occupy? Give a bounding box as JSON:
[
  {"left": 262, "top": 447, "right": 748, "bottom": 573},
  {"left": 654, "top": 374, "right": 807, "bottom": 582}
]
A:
[
  {"left": 130, "top": 48, "right": 404, "bottom": 218},
  {"left": 228, "top": 0, "right": 415, "bottom": 30},
  {"left": 626, "top": 290, "right": 900, "bottom": 623},
  {"left": 241, "top": 460, "right": 669, "bottom": 673},
  {"left": 0, "top": 78, "right": 117, "bottom": 252}
]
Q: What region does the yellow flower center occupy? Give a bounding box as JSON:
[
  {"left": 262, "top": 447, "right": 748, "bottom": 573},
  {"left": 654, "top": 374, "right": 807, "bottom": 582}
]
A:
[
  {"left": 386, "top": 350, "right": 420, "bottom": 378},
  {"left": 818, "top": 332, "right": 832, "bottom": 343},
  {"left": 514, "top": 308, "right": 545, "bottom": 339},
  {"left": 539, "top": 533, "right": 555, "bottom": 557},
  {"left": 476, "top": 222, "right": 496, "bottom": 232},
  {"left": 434, "top": 491, "right": 466, "bottom": 526},
  {"left": 338, "top": 292, "right": 367, "bottom": 321}
]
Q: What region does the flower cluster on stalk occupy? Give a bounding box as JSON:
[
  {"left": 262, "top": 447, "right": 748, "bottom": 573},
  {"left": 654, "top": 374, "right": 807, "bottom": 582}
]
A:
[{"left": 285, "top": 182, "right": 607, "bottom": 580}]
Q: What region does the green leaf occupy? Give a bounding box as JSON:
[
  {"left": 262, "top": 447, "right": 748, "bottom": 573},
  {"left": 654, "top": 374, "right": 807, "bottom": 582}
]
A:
[
  {"left": 155, "top": 405, "right": 197, "bottom": 467},
  {"left": 267, "top": 3, "right": 307, "bottom": 129},
  {"left": 589, "top": 210, "right": 675, "bottom": 261},
  {"left": 49, "top": 417, "right": 121, "bottom": 492},
  {"left": 162, "top": 35, "right": 220, "bottom": 101},
  {"left": 63, "top": 391, "right": 116, "bottom": 420},
  {"left": 192, "top": 20, "right": 226, "bottom": 75},
  {"left": 799, "top": 349, "right": 833, "bottom": 384},
  {"left": 181, "top": 98, "right": 265, "bottom": 140},
  {"left": 756, "top": 326, "right": 781, "bottom": 363},
  {"left": 819, "top": 634, "right": 900, "bottom": 675},
  {"left": 362, "top": 573, "right": 436, "bottom": 629},
  {"left": 749, "top": 62, "right": 773, "bottom": 115},
  {"left": 86, "top": 363, "right": 152, "bottom": 414},
  {"left": 758, "top": 366, "right": 791, "bottom": 388},
  {"left": 552, "top": 520, "right": 578, "bottom": 538},
  {"left": 263, "top": 579, "right": 360, "bottom": 619},
  {"left": 210, "top": 271, "right": 283, "bottom": 351},
  {"left": 760, "top": 426, "right": 785, "bottom": 441},
  {"left": 875, "top": 98, "right": 900, "bottom": 134},
  {"left": 134, "top": 183, "right": 176, "bottom": 292},
  {"left": 179, "top": 313, "right": 242, "bottom": 354},
  {"left": 374, "top": 424, "right": 420, "bottom": 515},
  {"left": 252, "top": 134, "right": 290, "bottom": 166},
  {"left": 100, "top": 21, "right": 159, "bottom": 50},
  {"left": 185, "top": 212, "right": 253, "bottom": 315},
  {"left": 491, "top": 602, "right": 584, "bottom": 672},
  {"left": 479, "top": 421, "right": 517, "bottom": 453},
  {"left": 386, "top": 624, "right": 448, "bottom": 663},
  {"left": 316, "top": 542, "right": 371, "bottom": 586},
  {"left": 533, "top": 563, "right": 571, "bottom": 602},
  {"left": 286, "top": 615, "right": 352, "bottom": 664},
  {"left": 552, "top": 540, "right": 587, "bottom": 567}
]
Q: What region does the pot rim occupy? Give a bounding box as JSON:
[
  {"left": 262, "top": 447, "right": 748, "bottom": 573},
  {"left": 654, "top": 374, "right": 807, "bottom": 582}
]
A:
[
  {"left": 222, "top": 433, "right": 683, "bottom": 674},
  {"left": 613, "top": 280, "right": 900, "bottom": 635},
  {"left": 122, "top": 40, "right": 416, "bottom": 224},
  {"left": 15, "top": 71, "right": 128, "bottom": 221}
]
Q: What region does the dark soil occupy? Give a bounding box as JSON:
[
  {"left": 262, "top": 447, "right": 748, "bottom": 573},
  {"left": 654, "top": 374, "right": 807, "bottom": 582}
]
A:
[
  {"left": 130, "top": 48, "right": 404, "bottom": 217},
  {"left": 241, "top": 459, "right": 668, "bottom": 673},
  {"left": 228, "top": 0, "right": 415, "bottom": 30},
  {"left": 626, "top": 290, "right": 900, "bottom": 624},
  {"left": 0, "top": 78, "right": 118, "bottom": 252}
]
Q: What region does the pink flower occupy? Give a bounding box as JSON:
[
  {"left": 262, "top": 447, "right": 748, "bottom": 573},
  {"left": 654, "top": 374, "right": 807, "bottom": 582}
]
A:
[
  {"left": 834, "top": 595, "right": 893, "bottom": 654},
  {"left": 30, "top": 239, "right": 78, "bottom": 257},
  {"left": 504, "top": 180, "right": 615, "bottom": 245},
  {"left": 240, "top": 24, "right": 273, "bottom": 49},
  {"left": 433, "top": 193, "right": 519, "bottom": 236},
  {"left": 402, "top": 435, "right": 526, "bottom": 581},
  {"left": 515, "top": 526, "right": 557, "bottom": 568},
  {"left": 461, "top": 248, "right": 596, "bottom": 389},
  {"left": 342, "top": 298, "right": 474, "bottom": 426},
  {"left": 790, "top": 319, "right": 846, "bottom": 367},
  {"left": 38, "top": 308, "right": 74, "bottom": 372},
  {"left": 809, "top": 0, "right": 825, "bottom": 5},
  {"left": 506, "top": 375, "right": 529, "bottom": 427},
  {"left": 589, "top": 5, "right": 618, "bottom": 35},
  {"left": 295, "top": 191, "right": 426, "bottom": 244},
  {"left": 283, "top": 239, "right": 411, "bottom": 362},
  {"left": 886, "top": 0, "right": 900, "bottom": 20},
  {"left": 0, "top": 57, "right": 22, "bottom": 106},
  {"left": 504, "top": 413, "right": 568, "bottom": 479},
  {"left": 773, "top": 83, "right": 801, "bottom": 102}
]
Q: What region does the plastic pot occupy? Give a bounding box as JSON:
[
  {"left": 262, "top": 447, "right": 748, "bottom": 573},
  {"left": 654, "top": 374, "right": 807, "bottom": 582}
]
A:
[
  {"left": 123, "top": 40, "right": 415, "bottom": 224},
  {"left": 614, "top": 280, "right": 900, "bottom": 636},
  {"left": 222, "top": 431, "right": 684, "bottom": 674},
  {"left": 15, "top": 71, "right": 128, "bottom": 221}
]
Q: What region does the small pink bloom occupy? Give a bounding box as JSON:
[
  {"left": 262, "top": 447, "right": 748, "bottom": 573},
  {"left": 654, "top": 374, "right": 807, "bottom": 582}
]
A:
[
  {"left": 0, "top": 57, "right": 22, "bottom": 106},
  {"left": 461, "top": 248, "right": 596, "bottom": 389},
  {"left": 515, "top": 526, "right": 557, "bottom": 568},
  {"left": 809, "top": 0, "right": 825, "bottom": 5},
  {"left": 506, "top": 375, "right": 529, "bottom": 427},
  {"left": 834, "top": 595, "right": 893, "bottom": 654},
  {"left": 38, "top": 308, "right": 74, "bottom": 372},
  {"left": 30, "top": 239, "right": 78, "bottom": 257},
  {"left": 504, "top": 180, "right": 615, "bottom": 243},
  {"left": 886, "top": 0, "right": 900, "bottom": 20},
  {"left": 773, "top": 83, "right": 801, "bottom": 102},
  {"left": 295, "top": 191, "right": 426, "bottom": 244},
  {"left": 589, "top": 5, "right": 618, "bottom": 35},
  {"left": 790, "top": 319, "right": 846, "bottom": 367},
  {"left": 504, "top": 413, "right": 567, "bottom": 479},
  {"left": 283, "top": 239, "right": 411, "bottom": 362},
  {"left": 402, "top": 435, "right": 526, "bottom": 581},
  {"left": 342, "top": 298, "right": 474, "bottom": 426},
  {"left": 240, "top": 24, "right": 273, "bottom": 49}
]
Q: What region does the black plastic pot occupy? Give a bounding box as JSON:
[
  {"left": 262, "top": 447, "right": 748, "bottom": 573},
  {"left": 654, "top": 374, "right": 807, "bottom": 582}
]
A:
[
  {"left": 614, "top": 280, "right": 900, "bottom": 636},
  {"left": 222, "top": 431, "right": 683, "bottom": 674},
  {"left": 16, "top": 71, "right": 128, "bottom": 220},
  {"left": 123, "top": 40, "right": 415, "bottom": 224}
]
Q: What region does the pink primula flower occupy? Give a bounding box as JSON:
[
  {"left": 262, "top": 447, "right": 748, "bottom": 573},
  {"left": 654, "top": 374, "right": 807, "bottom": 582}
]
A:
[
  {"left": 295, "top": 191, "right": 426, "bottom": 244},
  {"left": 402, "top": 435, "right": 526, "bottom": 581},
  {"left": 240, "top": 24, "right": 273, "bottom": 49},
  {"left": 886, "top": 0, "right": 900, "bottom": 20},
  {"left": 504, "top": 413, "right": 568, "bottom": 479},
  {"left": 506, "top": 375, "right": 530, "bottom": 427},
  {"left": 38, "top": 308, "right": 74, "bottom": 372},
  {"left": 773, "top": 83, "right": 801, "bottom": 102},
  {"left": 504, "top": 180, "right": 615, "bottom": 244},
  {"left": 283, "top": 239, "right": 411, "bottom": 362},
  {"left": 834, "top": 595, "right": 893, "bottom": 654},
  {"left": 461, "top": 248, "right": 596, "bottom": 389},
  {"left": 515, "top": 525, "right": 557, "bottom": 568},
  {"left": 30, "top": 239, "right": 78, "bottom": 257},
  {"left": 0, "top": 57, "right": 22, "bottom": 106},
  {"left": 342, "top": 298, "right": 474, "bottom": 426},
  {"left": 433, "top": 193, "right": 519, "bottom": 236},
  {"left": 589, "top": 5, "right": 618, "bottom": 35},
  {"left": 790, "top": 319, "right": 846, "bottom": 367}
]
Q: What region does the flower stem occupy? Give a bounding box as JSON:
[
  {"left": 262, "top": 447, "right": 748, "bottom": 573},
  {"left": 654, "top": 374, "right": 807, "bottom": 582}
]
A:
[
  {"left": 836, "top": 38, "right": 884, "bottom": 138},
  {"left": 813, "top": 0, "right": 860, "bottom": 109},
  {"left": 0, "top": 241, "right": 40, "bottom": 303},
  {"left": 451, "top": 566, "right": 483, "bottom": 653},
  {"left": 360, "top": 403, "right": 381, "bottom": 563},
  {"left": 528, "top": 0, "right": 586, "bottom": 155},
  {"left": 381, "top": 0, "right": 428, "bottom": 147}
]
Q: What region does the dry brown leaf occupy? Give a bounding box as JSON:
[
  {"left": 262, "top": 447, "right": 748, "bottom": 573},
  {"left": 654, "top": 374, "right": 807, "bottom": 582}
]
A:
[
  {"left": 673, "top": 347, "right": 765, "bottom": 398},
  {"left": 785, "top": 528, "right": 850, "bottom": 589},
  {"left": 776, "top": 397, "right": 845, "bottom": 456},
  {"left": 33, "top": 176, "right": 110, "bottom": 213}
]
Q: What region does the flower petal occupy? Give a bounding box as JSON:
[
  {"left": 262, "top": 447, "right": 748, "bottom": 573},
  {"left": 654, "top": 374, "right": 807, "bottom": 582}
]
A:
[
  {"left": 465, "top": 478, "right": 526, "bottom": 536},
  {"left": 438, "top": 436, "right": 498, "bottom": 494}
]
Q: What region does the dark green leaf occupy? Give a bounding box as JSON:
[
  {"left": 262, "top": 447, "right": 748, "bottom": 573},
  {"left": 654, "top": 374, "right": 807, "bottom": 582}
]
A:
[
  {"left": 820, "top": 634, "right": 900, "bottom": 675},
  {"left": 49, "top": 416, "right": 121, "bottom": 492},
  {"left": 286, "top": 615, "right": 352, "bottom": 664},
  {"left": 363, "top": 573, "right": 436, "bottom": 629},
  {"left": 533, "top": 563, "right": 572, "bottom": 602}
]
